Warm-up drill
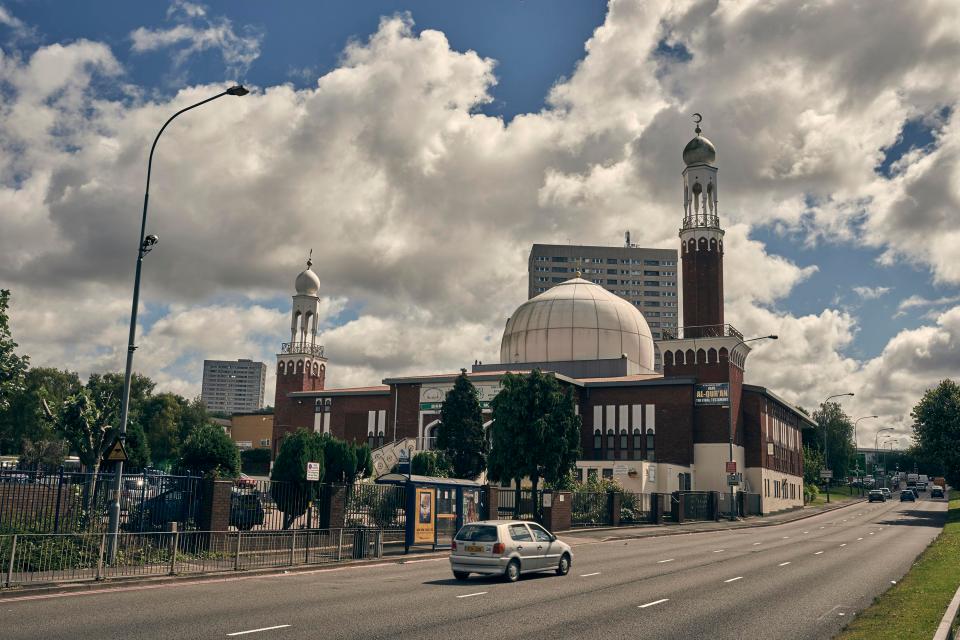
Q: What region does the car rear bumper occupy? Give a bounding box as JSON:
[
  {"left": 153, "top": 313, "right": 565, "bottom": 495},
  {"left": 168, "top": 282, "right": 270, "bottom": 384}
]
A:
[{"left": 449, "top": 555, "right": 509, "bottom": 575}]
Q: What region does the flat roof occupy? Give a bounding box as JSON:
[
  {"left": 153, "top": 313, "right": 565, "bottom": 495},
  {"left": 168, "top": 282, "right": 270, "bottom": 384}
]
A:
[
  {"left": 289, "top": 386, "right": 390, "bottom": 398},
  {"left": 743, "top": 384, "right": 817, "bottom": 428},
  {"left": 382, "top": 370, "right": 581, "bottom": 386},
  {"left": 375, "top": 473, "right": 483, "bottom": 487},
  {"left": 581, "top": 375, "right": 695, "bottom": 388}
]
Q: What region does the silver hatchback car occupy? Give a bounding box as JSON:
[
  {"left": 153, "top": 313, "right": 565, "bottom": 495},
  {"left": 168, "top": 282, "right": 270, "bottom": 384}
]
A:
[{"left": 450, "top": 520, "right": 573, "bottom": 582}]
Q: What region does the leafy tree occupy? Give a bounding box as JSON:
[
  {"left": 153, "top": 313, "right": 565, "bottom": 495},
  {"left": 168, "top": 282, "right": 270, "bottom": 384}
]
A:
[
  {"left": 802, "top": 444, "right": 824, "bottom": 486},
  {"left": 355, "top": 443, "right": 373, "bottom": 480},
  {"left": 241, "top": 448, "right": 272, "bottom": 475},
  {"left": 488, "top": 373, "right": 533, "bottom": 515},
  {"left": 141, "top": 393, "right": 184, "bottom": 467},
  {"left": 124, "top": 422, "right": 152, "bottom": 470},
  {"left": 411, "top": 451, "right": 451, "bottom": 477},
  {"left": 0, "top": 289, "right": 29, "bottom": 419},
  {"left": 321, "top": 434, "right": 358, "bottom": 484},
  {"left": 179, "top": 423, "right": 239, "bottom": 478},
  {"left": 270, "top": 429, "right": 324, "bottom": 529},
  {"left": 912, "top": 379, "right": 960, "bottom": 487},
  {"left": 811, "top": 401, "right": 855, "bottom": 483},
  {"left": 0, "top": 367, "right": 81, "bottom": 456},
  {"left": 54, "top": 387, "right": 119, "bottom": 516},
  {"left": 437, "top": 371, "right": 488, "bottom": 479},
  {"left": 540, "top": 385, "right": 582, "bottom": 490}
]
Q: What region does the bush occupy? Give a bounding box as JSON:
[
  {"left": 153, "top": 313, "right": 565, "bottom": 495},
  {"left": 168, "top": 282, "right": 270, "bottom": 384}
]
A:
[
  {"left": 270, "top": 429, "right": 324, "bottom": 529},
  {"left": 804, "top": 483, "right": 820, "bottom": 503},
  {"left": 178, "top": 423, "right": 239, "bottom": 478}
]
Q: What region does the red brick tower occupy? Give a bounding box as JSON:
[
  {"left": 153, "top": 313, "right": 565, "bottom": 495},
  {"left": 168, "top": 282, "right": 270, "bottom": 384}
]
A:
[{"left": 271, "top": 255, "right": 327, "bottom": 457}]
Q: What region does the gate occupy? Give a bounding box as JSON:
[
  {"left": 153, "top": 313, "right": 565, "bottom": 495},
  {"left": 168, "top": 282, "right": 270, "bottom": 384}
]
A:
[
  {"left": 495, "top": 488, "right": 542, "bottom": 521},
  {"left": 570, "top": 491, "right": 611, "bottom": 527},
  {"left": 680, "top": 491, "right": 713, "bottom": 521}
]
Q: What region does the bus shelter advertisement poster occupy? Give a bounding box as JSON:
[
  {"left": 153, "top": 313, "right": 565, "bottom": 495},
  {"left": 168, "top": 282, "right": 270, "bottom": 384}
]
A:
[{"left": 415, "top": 488, "right": 435, "bottom": 543}]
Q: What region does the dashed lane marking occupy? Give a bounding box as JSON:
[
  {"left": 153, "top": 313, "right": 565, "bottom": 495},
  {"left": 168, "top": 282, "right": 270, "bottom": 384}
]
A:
[
  {"left": 657, "top": 559, "right": 675, "bottom": 564},
  {"left": 753, "top": 542, "right": 762, "bottom": 546},
  {"left": 857, "top": 537, "right": 864, "bottom": 541},
  {"left": 814, "top": 551, "right": 824, "bottom": 555},
  {"left": 580, "top": 572, "right": 601, "bottom": 577},
  {"left": 456, "top": 592, "right": 488, "bottom": 599},
  {"left": 778, "top": 562, "right": 791, "bottom": 567},
  {"left": 724, "top": 576, "right": 744, "bottom": 583},
  {"left": 227, "top": 626, "right": 291, "bottom": 636},
  {"left": 840, "top": 543, "right": 847, "bottom": 547},
  {"left": 713, "top": 549, "right": 725, "bottom": 553},
  {"left": 638, "top": 598, "right": 670, "bottom": 609}
]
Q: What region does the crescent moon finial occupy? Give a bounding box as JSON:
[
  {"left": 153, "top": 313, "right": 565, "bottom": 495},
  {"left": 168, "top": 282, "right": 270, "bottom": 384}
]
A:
[{"left": 692, "top": 112, "right": 702, "bottom": 134}]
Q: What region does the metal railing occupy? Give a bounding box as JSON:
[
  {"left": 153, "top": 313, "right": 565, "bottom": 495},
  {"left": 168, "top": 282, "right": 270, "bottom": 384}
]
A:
[
  {"left": 496, "top": 489, "right": 542, "bottom": 521},
  {"left": 280, "top": 342, "right": 325, "bottom": 358},
  {"left": 571, "top": 491, "right": 612, "bottom": 528},
  {"left": 1, "top": 527, "right": 405, "bottom": 588},
  {"left": 661, "top": 323, "right": 744, "bottom": 341},
  {"left": 682, "top": 210, "right": 720, "bottom": 229}
]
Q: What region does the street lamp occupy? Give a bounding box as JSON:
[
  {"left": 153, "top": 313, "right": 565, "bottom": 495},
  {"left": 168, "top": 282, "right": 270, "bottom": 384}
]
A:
[
  {"left": 727, "top": 334, "right": 778, "bottom": 521},
  {"left": 107, "top": 85, "right": 249, "bottom": 557},
  {"left": 853, "top": 415, "right": 878, "bottom": 495},
  {"left": 871, "top": 427, "right": 894, "bottom": 489},
  {"left": 820, "top": 392, "right": 854, "bottom": 503}
]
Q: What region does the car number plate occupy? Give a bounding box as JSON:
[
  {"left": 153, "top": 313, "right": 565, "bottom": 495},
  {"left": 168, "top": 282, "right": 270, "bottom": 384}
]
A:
[{"left": 466, "top": 545, "right": 484, "bottom": 553}]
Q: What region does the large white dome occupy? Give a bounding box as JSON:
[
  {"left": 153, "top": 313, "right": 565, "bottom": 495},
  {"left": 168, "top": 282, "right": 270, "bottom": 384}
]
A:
[{"left": 500, "top": 277, "right": 655, "bottom": 369}]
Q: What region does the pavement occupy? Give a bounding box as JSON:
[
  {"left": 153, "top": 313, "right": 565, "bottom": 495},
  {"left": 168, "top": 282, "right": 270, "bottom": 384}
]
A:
[{"left": 0, "top": 493, "right": 946, "bottom": 640}]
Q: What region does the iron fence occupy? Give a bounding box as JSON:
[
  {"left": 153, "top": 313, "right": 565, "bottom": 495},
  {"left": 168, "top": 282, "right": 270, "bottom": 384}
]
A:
[
  {"left": 496, "top": 489, "right": 542, "bottom": 521},
  {"left": 571, "top": 491, "right": 612, "bottom": 527},
  {"left": 345, "top": 483, "right": 406, "bottom": 529},
  {"left": 1, "top": 527, "right": 406, "bottom": 588},
  {"left": 0, "top": 467, "right": 203, "bottom": 534},
  {"left": 619, "top": 492, "right": 651, "bottom": 525},
  {"left": 680, "top": 491, "right": 713, "bottom": 521}
]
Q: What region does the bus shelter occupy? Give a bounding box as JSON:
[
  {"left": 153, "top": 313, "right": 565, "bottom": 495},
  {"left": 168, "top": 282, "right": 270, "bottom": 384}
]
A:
[{"left": 375, "top": 474, "right": 484, "bottom": 551}]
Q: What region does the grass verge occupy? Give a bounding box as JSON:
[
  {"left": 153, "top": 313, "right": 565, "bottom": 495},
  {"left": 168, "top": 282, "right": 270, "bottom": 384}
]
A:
[
  {"left": 835, "top": 490, "right": 960, "bottom": 640},
  {"left": 809, "top": 485, "right": 862, "bottom": 507}
]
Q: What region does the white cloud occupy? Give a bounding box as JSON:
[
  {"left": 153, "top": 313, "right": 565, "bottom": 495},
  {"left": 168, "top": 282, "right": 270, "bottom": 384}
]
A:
[
  {"left": 853, "top": 286, "right": 891, "bottom": 300},
  {"left": 130, "top": 1, "right": 262, "bottom": 77},
  {"left": 1, "top": 1, "right": 959, "bottom": 442},
  {"left": 893, "top": 294, "right": 960, "bottom": 318}
]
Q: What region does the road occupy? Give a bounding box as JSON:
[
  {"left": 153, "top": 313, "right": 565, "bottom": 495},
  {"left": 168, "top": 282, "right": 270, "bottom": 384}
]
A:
[{"left": 0, "top": 493, "right": 947, "bottom": 640}]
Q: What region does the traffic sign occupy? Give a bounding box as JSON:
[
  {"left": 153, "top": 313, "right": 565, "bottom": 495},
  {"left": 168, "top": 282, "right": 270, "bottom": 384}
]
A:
[
  {"left": 306, "top": 461, "right": 321, "bottom": 481},
  {"left": 727, "top": 473, "right": 741, "bottom": 486},
  {"left": 820, "top": 469, "right": 833, "bottom": 479},
  {"left": 103, "top": 438, "right": 128, "bottom": 462},
  {"left": 725, "top": 461, "right": 737, "bottom": 473},
  {"left": 398, "top": 449, "right": 410, "bottom": 462}
]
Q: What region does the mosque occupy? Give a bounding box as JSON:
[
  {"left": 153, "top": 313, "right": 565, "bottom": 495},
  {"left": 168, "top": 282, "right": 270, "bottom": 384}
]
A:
[{"left": 270, "top": 122, "right": 811, "bottom": 515}]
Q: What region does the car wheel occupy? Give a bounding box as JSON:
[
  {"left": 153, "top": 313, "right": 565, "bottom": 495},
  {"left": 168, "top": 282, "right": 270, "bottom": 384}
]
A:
[
  {"left": 453, "top": 571, "right": 470, "bottom": 581},
  {"left": 556, "top": 554, "right": 571, "bottom": 576},
  {"left": 505, "top": 559, "right": 521, "bottom": 582}
]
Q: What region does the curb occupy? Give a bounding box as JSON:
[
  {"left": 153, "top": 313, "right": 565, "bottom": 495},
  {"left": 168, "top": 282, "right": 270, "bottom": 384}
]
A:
[
  {"left": 0, "top": 551, "right": 448, "bottom": 600},
  {"left": 565, "top": 498, "right": 867, "bottom": 542},
  {"left": 933, "top": 582, "right": 960, "bottom": 640}
]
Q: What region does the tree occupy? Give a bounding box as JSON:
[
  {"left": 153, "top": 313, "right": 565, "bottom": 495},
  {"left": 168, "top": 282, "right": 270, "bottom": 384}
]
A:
[
  {"left": 270, "top": 429, "right": 324, "bottom": 529},
  {"left": 0, "top": 367, "right": 81, "bottom": 456},
  {"left": 124, "top": 422, "right": 152, "bottom": 470},
  {"left": 241, "top": 448, "right": 271, "bottom": 475},
  {"left": 411, "top": 451, "right": 451, "bottom": 477},
  {"left": 488, "top": 373, "right": 533, "bottom": 515},
  {"left": 179, "top": 423, "right": 239, "bottom": 478},
  {"left": 55, "top": 387, "right": 118, "bottom": 516},
  {"left": 355, "top": 443, "right": 374, "bottom": 480},
  {"left": 321, "top": 434, "right": 358, "bottom": 484},
  {"left": 141, "top": 393, "right": 184, "bottom": 467},
  {"left": 437, "top": 371, "right": 488, "bottom": 479},
  {"left": 802, "top": 444, "right": 824, "bottom": 486},
  {"left": 20, "top": 438, "right": 69, "bottom": 468},
  {"left": 912, "top": 379, "right": 960, "bottom": 488},
  {"left": 0, "top": 289, "right": 29, "bottom": 418},
  {"left": 811, "top": 401, "right": 855, "bottom": 483},
  {"left": 540, "top": 385, "right": 582, "bottom": 490}
]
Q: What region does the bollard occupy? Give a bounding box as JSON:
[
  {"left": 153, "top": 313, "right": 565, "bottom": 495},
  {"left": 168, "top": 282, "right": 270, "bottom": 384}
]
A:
[
  {"left": 168, "top": 530, "right": 179, "bottom": 575},
  {"left": 5, "top": 534, "right": 17, "bottom": 588}
]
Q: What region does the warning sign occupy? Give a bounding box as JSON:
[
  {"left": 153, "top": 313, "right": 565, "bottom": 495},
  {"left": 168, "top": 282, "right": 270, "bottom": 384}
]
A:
[{"left": 103, "top": 439, "right": 128, "bottom": 462}]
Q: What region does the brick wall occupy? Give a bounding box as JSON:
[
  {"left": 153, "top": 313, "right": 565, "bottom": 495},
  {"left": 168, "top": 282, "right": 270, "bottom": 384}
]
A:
[
  {"left": 681, "top": 236, "right": 724, "bottom": 331},
  {"left": 543, "top": 490, "right": 571, "bottom": 532}
]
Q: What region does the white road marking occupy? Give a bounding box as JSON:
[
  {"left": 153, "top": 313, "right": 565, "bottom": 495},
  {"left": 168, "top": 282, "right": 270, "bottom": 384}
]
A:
[
  {"left": 227, "top": 626, "right": 291, "bottom": 636},
  {"left": 869, "top": 532, "right": 875, "bottom": 535},
  {"left": 820, "top": 526, "right": 825, "bottom": 529},
  {"left": 814, "top": 551, "right": 824, "bottom": 555},
  {"left": 753, "top": 542, "right": 761, "bottom": 546},
  {"left": 782, "top": 536, "right": 790, "bottom": 539},
  {"left": 580, "top": 572, "right": 601, "bottom": 577},
  {"left": 857, "top": 537, "right": 864, "bottom": 541},
  {"left": 778, "top": 562, "right": 791, "bottom": 567},
  {"left": 657, "top": 558, "right": 675, "bottom": 564},
  {"left": 456, "top": 592, "right": 488, "bottom": 599},
  {"left": 713, "top": 549, "right": 725, "bottom": 553},
  {"left": 803, "top": 531, "right": 809, "bottom": 534},
  {"left": 638, "top": 598, "right": 670, "bottom": 609},
  {"left": 724, "top": 576, "right": 744, "bottom": 583},
  {"left": 840, "top": 543, "right": 847, "bottom": 547}
]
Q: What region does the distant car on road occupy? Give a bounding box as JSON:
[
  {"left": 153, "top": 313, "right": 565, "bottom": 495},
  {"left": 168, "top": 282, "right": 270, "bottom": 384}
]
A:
[
  {"left": 900, "top": 490, "right": 916, "bottom": 502},
  {"left": 931, "top": 486, "right": 944, "bottom": 498},
  {"left": 868, "top": 490, "right": 885, "bottom": 502},
  {"left": 450, "top": 520, "right": 572, "bottom": 582},
  {"left": 880, "top": 488, "right": 892, "bottom": 499}
]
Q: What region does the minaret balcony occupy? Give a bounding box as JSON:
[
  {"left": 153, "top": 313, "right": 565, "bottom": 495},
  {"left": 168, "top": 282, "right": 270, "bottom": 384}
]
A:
[
  {"left": 281, "top": 342, "right": 326, "bottom": 358},
  {"left": 661, "top": 323, "right": 743, "bottom": 341},
  {"left": 682, "top": 212, "right": 721, "bottom": 230}
]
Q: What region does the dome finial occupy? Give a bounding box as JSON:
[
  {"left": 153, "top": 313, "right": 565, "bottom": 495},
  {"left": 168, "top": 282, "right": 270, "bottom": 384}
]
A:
[
  {"left": 692, "top": 112, "right": 702, "bottom": 136},
  {"left": 575, "top": 269, "right": 582, "bottom": 278},
  {"left": 306, "top": 248, "right": 313, "bottom": 269}
]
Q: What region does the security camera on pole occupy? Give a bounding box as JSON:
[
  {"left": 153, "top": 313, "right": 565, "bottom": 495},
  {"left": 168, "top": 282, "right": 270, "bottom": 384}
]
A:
[{"left": 106, "top": 85, "right": 249, "bottom": 560}]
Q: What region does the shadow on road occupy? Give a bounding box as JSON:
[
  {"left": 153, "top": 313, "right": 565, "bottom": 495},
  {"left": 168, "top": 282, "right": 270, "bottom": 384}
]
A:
[{"left": 424, "top": 572, "right": 557, "bottom": 587}]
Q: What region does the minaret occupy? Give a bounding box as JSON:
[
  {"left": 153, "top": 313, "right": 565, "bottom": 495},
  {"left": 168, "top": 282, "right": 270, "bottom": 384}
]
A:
[
  {"left": 680, "top": 116, "right": 724, "bottom": 337},
  {"left": 272, "top": 253, "right": 327, "bottom": 457}
]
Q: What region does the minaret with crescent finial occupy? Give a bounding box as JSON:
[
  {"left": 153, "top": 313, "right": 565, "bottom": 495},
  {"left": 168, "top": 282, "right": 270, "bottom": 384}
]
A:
[{"left": 679, "top": 114, "right": 724, "bottom": 337}]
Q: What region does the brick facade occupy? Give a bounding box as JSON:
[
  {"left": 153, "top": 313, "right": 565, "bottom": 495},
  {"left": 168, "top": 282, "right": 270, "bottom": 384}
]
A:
[
  {"left": 272, "top": 356, "right": 326, "bottom": 457},
  {"left": 681, "top": 235, "right": 724, "bottom": 332}
]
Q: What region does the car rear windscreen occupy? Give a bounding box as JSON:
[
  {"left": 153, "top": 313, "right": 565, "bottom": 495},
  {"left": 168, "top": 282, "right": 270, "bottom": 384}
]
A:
[{"left": 456, "top": 525, "right": 498, "bottom": 542}]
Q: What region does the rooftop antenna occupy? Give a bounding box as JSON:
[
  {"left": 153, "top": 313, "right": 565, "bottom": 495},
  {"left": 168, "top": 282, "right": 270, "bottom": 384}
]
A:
[{"left": 625, "top": 230, "right": 631, "bottom": 247}]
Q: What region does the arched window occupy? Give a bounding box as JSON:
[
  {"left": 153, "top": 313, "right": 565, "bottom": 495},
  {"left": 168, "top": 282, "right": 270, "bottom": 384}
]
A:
[
  {"left": 664, "top": 351, "right": 674, "bottom": 366},
  {"left": 718, "top": 347, "right": 728, "bottom": 362},
  {"left": 278, "top": 361, "right": 285, "bottom": 375},
  {"left": 297, "top": 360, "right": 304, "bottom": 373},
  {"left": 313, "top": 362, "right": 319, "bottom": 376},
  {"left": 593, "top": 429, "right": 602, "bottom": 451},
  {"left": 696, "top": 348, "right": 707, "bottom": 364},
  {"left": 707, "top": 348, "right": 717, "bottom": 364},
  {"left": 646, "top": 428, "right": 655, "bottom": 462},
  {"left": 377, "top": 431, "right": 384, "bottom": 448},
  {"left": 632, "top": 428, "right": 641, "bottom": 450},
  {"left": 606, "top": 428, "right": 614, "bottom": 449},
  {"left": 619, "top": 428, "right": 627, "bottom": 450},
  {"left": 685, "top": 349, "right": 696, "bottom": 365},
  {"left": 367, "top": 431, "right": 374, "bottom": 448}
]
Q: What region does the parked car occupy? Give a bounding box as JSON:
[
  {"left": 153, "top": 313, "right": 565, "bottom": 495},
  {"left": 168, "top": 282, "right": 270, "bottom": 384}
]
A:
[
  {"left": 450, "top": 520, "right": 572, "bottom": 582},
  {"left": 236, "top": 473, "right": 258, "bottom": 488},
  {"left": 130, "top": 486, "right": 265, "bottom": 531},
  {"left": 230, "top": 487, "right": 266, "bottom": 530},
  {"left": 868, "top": 490, "right": 885, "bottom": 503},
  {"left": 931, "top": 486, "right": 945, "bottom": 498},
  {"left": 900, "top": 490, "right": 916, "bottom": 502},
  {"left": 880, "top": 488, "right": 892, "bottom": 500}
]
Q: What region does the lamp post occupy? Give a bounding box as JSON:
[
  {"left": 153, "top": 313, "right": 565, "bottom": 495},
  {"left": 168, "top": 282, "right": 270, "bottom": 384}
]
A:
[
  {"left": 853, "top": 415, "right": 878, "bottom": 496},
  {"left": 726, "top": 334, "right": 778, "bottom": 521},
  {"left": 820, "top": 392, "right": 854, "bottom": 504},
  {"left": 106, "top": 85, "right": 249, "bottom": 559},
  {"left": 871, "top": 427, "right": 893, "bottom": 490}
]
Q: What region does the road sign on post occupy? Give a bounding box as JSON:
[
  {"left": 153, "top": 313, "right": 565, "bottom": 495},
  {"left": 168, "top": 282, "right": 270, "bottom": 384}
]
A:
[
  {"left": 819, "top": 469, "right": 833, "bottom": 479},
  {"left": 306, "top": 461, "right": 320, "bottom": 481},
  {"left": 103, "top": 439, "right": 128, "bottom": 463},
  {"left": 727, "top": 473, "right": 741, "bottom": 486},
  {"left": 725, "top": 461, "right": 737, "bottom": 473}
]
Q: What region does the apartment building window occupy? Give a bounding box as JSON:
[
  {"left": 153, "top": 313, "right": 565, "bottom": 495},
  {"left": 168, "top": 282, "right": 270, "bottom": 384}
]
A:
[
  {"left": 663, "top": 291, "right": 677, "bottom": 297},
  {"left": 552, "top": 266, "right": 568, "bottom": 272},
  {"left": 644, "top": 270, "right": 659, "bottom": 276},
  {"left": 534, "top": 256, "right": 549, "bottom": 261},
  {"left": 534, "top": 266, "right": 549, "bottom": 272},
  {"left": 644, "top": 280, "right": 660, "bottom": 286},
  {"left": 662, "top": 311, "right": 676, "bottom": 317},
  {"left": 663, "top": 302, "right": 677, "bottom": 307},
  {"left": 607, "top": 279, "right": 618, "bottom": 285},
  {"left": 644, "top": 260, "right": 659, "bottom": 265},
  {"left": 646, "top": 430, "right": 655, "bottom": 461},
  {"left": 535, "top": 287, "right": 546, "bottom": 293},
  {"left": 536, "top": 277, "right": 549, "bottom": 282},
  {"left": 552, "top": 256, "right": 568, "bottom": 262},
  {"left": 645, "top": 291, "right": 660, "bottom": 297},
  {"left": 662, "top": 260, "right": 676, "bottom": 266},
  {"left": 551, "top": 277, "right": 565, "bottom": 282},
  {"left": 662, "top": 271, "right": 675, "bottom": 277},
  {"left": 607, "top": 269, "right": 617, "bottom": 275},
  {"left": 645, "top": 311, "right": 660, "bottom": 317},
  {"left": 607, "top": 258, "right": 618, "bottom": 264},
  {"left": 602, "top": 468, "right": 614, "bottom": 479},
  {"left": 259, "top": 438, "right": 271, "bottom": 447},
  {"left": 648, "top": 322, "right": 660, "bottom": 327},
  {"left": 646, "top": 301, "right": 661, "bottom": 307}
]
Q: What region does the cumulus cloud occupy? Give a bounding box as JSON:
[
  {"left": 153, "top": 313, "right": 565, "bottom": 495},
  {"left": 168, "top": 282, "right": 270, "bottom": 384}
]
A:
[
  {"left": 130, "top": 0, "right": 262, "bottom": 78},
  {"left": 894, "top": 294, "right": 960, "bottom": 318},
  {"left": 2, "top": 1, "right": 959, "bottom": 438}
]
